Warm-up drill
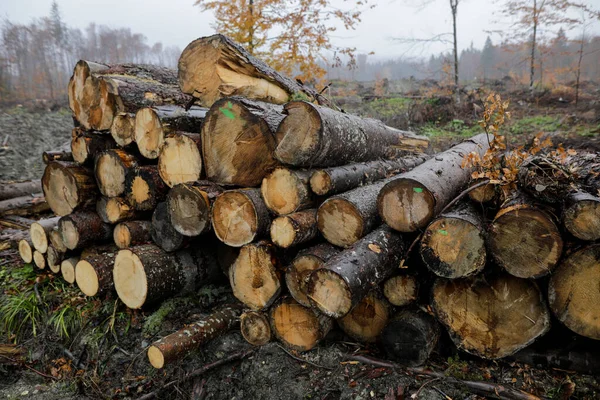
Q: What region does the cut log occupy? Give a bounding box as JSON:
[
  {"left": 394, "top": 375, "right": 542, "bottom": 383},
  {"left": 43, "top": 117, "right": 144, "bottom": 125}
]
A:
[
  {"left": 270, "top": 296, "right": 333, "bottom": 351},
  {"left": 270, "top": 209, "right": 317, "bottom": 248},
  {"left": 420, "top": 203, "right": 486, "bottom": 278},
  {"left": 0, "top": 194, "right": 49, "bottom": 217},
  {"left": 211, "top": 188, "right": 270, "bottom": 247},
  {"left": 147, "top": 303, "right": 243, "bottom": 369},
  {"left": 286, "top": 243, "right": 339, "bottom": 307},
  {"left": 338, "top": 291, "right": 390, "bottom": 343},
  {"left": 518, "top": 155, "right": 574, "bottom": 204},
  {"left": 378, "top": 134, "right": 491, "bottom": 232},
  {"left": 58, "top": 212, "right": 113, "bottom": 250},
  {"left": 48, "top": 228, "right": 67, "bottom": 254},
  {"left": 95, "top": 149, "right": 139, "bottom": 198},
  {"left": 274, "top": 101, "right": 429, "bottom": 167},
  {"left": 113, "top": 220, "right": 153, "bottom": 248},
  {"left": 563, "top": 191, "right": 600, "bottom": 241},
  {"left": 167, "top": 182, "right": 223, "bottom": 237},
  {"left": 432, "top": 274, "right": 551, "bottom": 359},
  {"left": 157, "top": 132, "right": 203, "bottom": 187},
  {"left": 548, "top": 244, "right": 600, "bottom": 340},
  {"left": 467, "top": 179, "right": 498, "bottom": 204},
  {"left": 178, "top": 34, "right": 326, "bottom": 107},
  {"left": 310, "top": 157, "right": 429, "bottom": 197},
  {"left": 382, "top": 275, "right": 418, "bottom": 307},
  {"left": 0, "top": 180, "right": 41, "bottom": 201},
  {"left": 151, "top": 202, "right": 187, "bottom": 252},
  {"left": 18, "top": 239, "right": 33, "bottom": 263},
  {"left": 61, "top": 256, "right": 79, "bottom": 284},
  {"left": 71, "top": 129, "right": 117, "bottom": 165},
  {"left": 46, "top": 245, "right": 65, "bottom": 274},
  {"left": 308, "top": 225, "right": 406, "bottom": 318},
  {"left": 114, "top": 243, "right": 224, "bottom": 308},
  {"left": 33, "top": 250, "right": 46, "bottom": 270},
  {"left": 379, "top": 309, "right": 441, "bottom": 367},
  {"left": 240, "top": 311, "right": 272, "bottom": 346},
  {"left": 42, "top": 161, "right": 97, "bottom": 216},
  {"left": 43, "top": 150, "right": 73, "bottom": 164},
  {"left": 261, "top": 168, "right": 314, "bottom": 216},
  {"left": 75, "top": 249, "right": 118, "bottom": 296},
  {"left": 229, "top": 241, "right": 281, "bottom": 310},
  {"left": 96, "top": 197, "right": 145, "bottom": 224},
  {"left": 125, "top": 165, "right": 169, "bottom": 211},
  {"left": 29, "top": 216, "right": 60, "bottom": 253},
  {"left": 110, "top": 113, "right": 135, "bottom": 147},
  {"left": 488, "top": 193, "right": 563, "bottom": 278}
]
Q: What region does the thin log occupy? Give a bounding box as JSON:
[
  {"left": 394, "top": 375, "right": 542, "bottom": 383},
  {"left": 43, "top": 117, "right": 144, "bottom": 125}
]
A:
[
  {"left": 46, "top": 245, "right": 66, "bottom": 274},
  {"left": 75, "top": 249, "right": 117, "bottom": 296},
  {"left": 113, "top": 220, "right": 152, "bottom": 249},
  {"left": 42, "top": 161, "right": 97, "bottom": 216},
  {"left": 33, "top": 251, "right": 46, "bottom": 270},
  {"left": 29, "top": 216, "right": 60, "bottom": 253},
  {"left": 61, "top": 256, "right": 79, "bottom": 284},
  {"left": 563, "top": 191, "right": 600, "bottom": 241},
  {"left": 71, "top": 129, "right": 117, "bottom": 165},
  {"left": 270, "top": 209, "right": 318, "bottom": 248},
  {"left": 95, "top": 149, "right": 139, "bottom": 198},
  {"left": 0, "top": 180, "right": 42, "bottom": 201},
  {"left": 125, "top": 165, "right": 169, "bottom": 211},
  {"left": 167, "top": 181, "right": 223, "bottom": 237},
  {"left": 110, "top": 113, "right": 136, "bottom": 147},
  {"left": 58, "top": 212, "right": 112, "bottom": 250},
  {"left": 338, "top": 291, "right": 390, "bottom": 343},
  {"left": 157, "top": 132, "right": 203, "bottom": 187},
  {"left": 240, "top": 311, "right": 272, "bottom": 346},
  {"left": 261, "top": 167, "right": 314, "bottom": 216},
  {"left": 382, "top": 275, "right": 418, "bottom": 307},
  {"left": 18, "top": 239, "right": 33, "bottom": 263},
  {"left": 0, "top": 194, "right": 49, "bottom": 217}
]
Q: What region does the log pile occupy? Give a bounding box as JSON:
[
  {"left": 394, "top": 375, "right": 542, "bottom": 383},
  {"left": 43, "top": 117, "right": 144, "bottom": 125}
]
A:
[{"left": 4, "top": 34, "right": 600, "bottom": 374}]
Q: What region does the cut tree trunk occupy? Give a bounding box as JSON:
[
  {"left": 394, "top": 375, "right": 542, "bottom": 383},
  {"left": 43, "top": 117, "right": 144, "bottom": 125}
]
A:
[
  {"left": 110, "top": 113, "right": 135, "bottom": 147},
  {"left": 229, "top": 241, "right": 281, "bottom": 310},
  {"left": 240, "top": 311, "right": 272, "bottom": 346},
  {"left": 29, "top": 216, "right": 60, "bottom": 253},
  {"left": 488, "top": 192, "right": 563, "bottom": 278},
  {"left": 432, "top": 274, "right": 551, "bottom": 359},
  {"left": 201, "top": 97, "right": 284, "bottom": 187},
  {"left": 548, "top": 244, "right": 600, "bottom": 340},
  {"left": 18, "top": 239, "right": 33, "bottom": 263},
  {"left": 157, "top": 132, "right": 203, "bottom": 187},
  {"left": 270, "top": 209, "right": 317, "bottom": 249},
  {"left": 211, "top": 188, "right": 270, "bottom": 247},
  {"left": 0, "top": 180, "right": 41, "bottom": 201},
  {"left": 0, "top": 194, "right": 49, "bottom": 217},
  {"left": 261, "top": 167, "right": 314, "bottom": 216},
  {"left": 43, "top": 150, "right": 73, "bottom": 164},
  {"left": 420, "top": 203, "right": 487, "bottom": 278},
  {"left": 75, "top": 249, "right": 117, "bottom": 296},
  {"left": 147, "top": 303, "right": 243, "bottom": 369},
  {"left": 269, "top": 296, "right": 333, "bottom": 352},
  {"left": 166, "top": 182, "right": 223, "bottom": 237},
  {"left": 95, "top": 149, "right": 139, "bottom": 198},
  {"left": 307, "top": 225, "right": 406, "bottom": 318},
  {"left": 382, "top": 275, "right": 418, "bottom": 307},
  {"left": 49, "top": 228, "right": 67, "bottom": 253},
  {"left": 310, "top": 157, "right": 429, "bottom": 196},
  {"left": 563, "top": 191, "right": 600, "bottom": 241},
  {"left": 125, "top": 165, "right": 169, "bottom": 211},
  {"left": 338, "top": 291, "right": 390, "bottom": 343},
  {"left": 379, "top": 309, "right": 441, "bottom": 367},
  {"left": 71, "top": 129, "right": 117, "bottom": 165},
  {"left": 113, "top": 220, "right": 153, "bottom": 248},
  {"left": 46, "top": 245, "right": 65, "bottom": 274},
  {"left": 378, "top": 133, "right": 491, "bottom": 232},
  {"left": 285, "top": 243, "right": 339, "bottom": 307},
  {"left": 178, "top": 34, "right": 327, "bottom": 107},
  {"left": 151, "top": 202, "right": 187, "bottom": 252},
  {"left": 274, "top": 101, "right": 429, "bottom": 167},
  {"left": 61, "top": 256, "right": 79, "bottom": 284},
  {"left": 96, "top": 197, "right": 146, "bottom": 224},
  {"left": 33, "top": 251, "right": 46, "bottom": 270},
  {"left": 58, "top": 212, "right": 113, "bottom": 250},
  {"left": 42, "top": 161, "right": 97, "bottom": 216},
  {"left": 467, "top": 179, "right": 499, "bottom": 204}
]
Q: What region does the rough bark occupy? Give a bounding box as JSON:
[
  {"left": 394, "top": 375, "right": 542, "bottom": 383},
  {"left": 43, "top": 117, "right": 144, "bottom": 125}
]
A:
[
  {"left": 58, "top": 212, "right": 113, "bottom": 250},
  {"left": 518, "top": 155, "right": 574, "bottom": 204},
  {"left": 157, "top": 132, "right": 203, "bottom": 187},
  {"left": 71, "top": 129, "right": 117, "bottom": 165},
  {"left": 125, "top": 165, "right": 169, "bottom": 211},
  {"left": 563, "top": 191, "right": 600, "bottom": 241},
  {"left": 0, "top": 229, "right": 29, "bottom": 249},
  {"left": 43, "top": 150, "right": 73, "bottom": 164},
  {"left": 0, "top": 193, "right": 49, "bottom": 217},
  {"left": 378, "top": 133, "right": 491, "bottom": 232},
  {"left": 110, "top": 113, "right": 136, "bottom": 147},
  {"left": 151, "top": 202, "right": 187, "bottom": 252},
  {"left": 95, "top": 149, "right": 139, "bottom": 198},
  {"left": 307, "top": 225, "right": 406, "bottom": 318},
  {"left": 261, "top": 167, "right": 314, "bottom": 216},
  {"left": 0, "top": 180, "right": 42, "bottom": 201},
  {"left": 113, "top": 220, "right": 153, "bottom": 249},
  {"left": 270, "top": 209, "right": 318, "bottom": 248},
  {"left": 96, "top": 197, "right": 147, "bottom": 224},
  {"left": 382, "top": 274, "right": 419, "bottom": 307},
  {"left": 75, "top": 249, "right": 117, "bottom": 296},
  {"left": 42, "top": 161, "right": 98, "bottom": 216},
  {"left": 201, "top": 97, "right": 285, "bottom": 186},
  {"left": 30, "top": 216, "right": 60, "bottom": 253},
  {"left": 167, "top": 181, "right": 223, "bottom": 237},
  {"left": 61, "top": 256, "right": 79, "bottom": 284},
  {"left": 338, "top": 291, "right": 390, "bottom": 343},
  {"left": 18, "top": 238, "right": 33, "bottom": 263},
  {"left": 274, "top": 101, "right": 429, "bottom": 167},
  {"left": 240, "top": 311, "right": 272, "bottom": 346}
]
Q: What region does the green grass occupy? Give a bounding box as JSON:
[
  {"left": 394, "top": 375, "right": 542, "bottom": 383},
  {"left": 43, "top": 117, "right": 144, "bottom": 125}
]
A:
[
  {"left": 419, "top": 119, "right": 483, "bottom": 138},
  {"left": 509, "top": 115, "right": 562, "bottom": 135}
]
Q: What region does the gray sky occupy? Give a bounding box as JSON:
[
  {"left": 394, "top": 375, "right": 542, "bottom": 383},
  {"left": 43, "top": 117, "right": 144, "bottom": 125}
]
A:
[{"left": 2, "top": 0, "right": 600, "bottom": 60}]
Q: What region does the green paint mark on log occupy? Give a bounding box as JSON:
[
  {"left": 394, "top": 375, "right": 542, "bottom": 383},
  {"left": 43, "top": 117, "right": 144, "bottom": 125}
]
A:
[
  {"left": 413, "top": 187, "right": 423, "bottom": 193},
  {"left": 220, "top": 107, "right": 235, "bottom": 120},
  {"left": 438, "top": 230, "right": 448, "bottom": 236}
]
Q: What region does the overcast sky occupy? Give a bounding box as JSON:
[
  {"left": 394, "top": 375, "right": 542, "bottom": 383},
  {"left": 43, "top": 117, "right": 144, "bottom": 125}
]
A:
[{"left": 2, "top": 0, "right": 600, "bottom": 60}]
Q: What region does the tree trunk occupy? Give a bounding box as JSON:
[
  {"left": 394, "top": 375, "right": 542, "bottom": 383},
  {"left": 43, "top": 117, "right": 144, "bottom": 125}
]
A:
[
  {"left": 488, "top": 192, "right": 563, "bottom": 278},
  {"left": 201, "top": 97, "right": 285, "bottom": 187},
  {"left": 270, "top": 209, "right": 317, "bottom": 248},
  {"left": 382, "top": 274, "right": 418, "bottom": 307},
  {"left": 58, "top": 211, "right": 113, "bottom": 250},
  {"left": 432, "top": 274, "right": 551, "bottom": 359},
  {"left": 96, "top": 197, "right": 147, "bottom": 224},
  {"left": 0, "top": 194, "right": 49, "bottom": 217},
  {"left": 548, "top": 244, "right": 600, "bottom": 340},
  {"left": 113, "top": 220, "right": 153, "bottom": 249},
  {"left": 261, "top": 167, "right": 315, "bottom": 216},
  {"left": 274, "top": 101, "right": 429, "bottom": 167},
  {"left": 42, "top": 150, "right": 73, "bottom": 164},
  {"left": 530, "top": 0, "right": 538, "bottom": 91},
  {"left": 30, "top": 216, "right": 60, "bottom": 253},
  {"left": 61, "top": 256, "right": 79, "bottom": 284},
  {"left": 563, "top": 191, "right": 600, "bottom": 241},
  {"left": 95, "top": 149, "right": 139, "bottom": 198},
  {"left": 240, "top": 311, "right": 272, "bottom": 346},
  {"left": 307, "top": 225, "right": 406, "bottom": 318},
  {"left": 18, "top": 238, "right": 33, "bottom": 264},
  {"left": 33, "top": 250, "right": 46, "bottom": 270},
  {"left": 310, "top": 157, "right": 429, "bottom": 196},
  {"left": 110, "top": 113, "right": 135, "bottom": 147},
  {"left": 211, "top": 188, "right": 271, "bottom": 247},
  {"left": 71, "top": 129, "right": 117, "bottom": 165},
  {"left": 378, "top": 133, "right": 491, "bottom": 232},
  {"left": 338, "top": 291, "right": 390, "bottom": 343},
  {"left": 269, "top": 296, "right": 333, "bottom": 352},
  {"left": 167, "top": 181, "right": 223, "bottom": 237},
  {"left": 125, "top": 165, "right": 169, "bottom": 211},
  {"left": 75, "top": 249, "right": 117, "bottom": 296},
  {"left": 151, "top": 202, "right": 187, "bottom": 252},
  {"left": 0, "top": 180, "right": 41, "bottom": 201},
  {"left": 147, "top": 303, "right": 243, "bottom": 369},
  {"left": 157, "top": 132, "right": 203, "bottom": 187},
  {"left": 46, "top": 245, "right": 66, "bottom": 274},
  {"left": 42, "top": 161, "right": 97, "bottom": 216}
]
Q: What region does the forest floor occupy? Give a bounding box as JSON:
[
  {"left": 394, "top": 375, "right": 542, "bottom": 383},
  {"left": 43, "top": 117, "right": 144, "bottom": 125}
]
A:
[{"left": 0, "top": 82, "right": 599, "bottom": 399}]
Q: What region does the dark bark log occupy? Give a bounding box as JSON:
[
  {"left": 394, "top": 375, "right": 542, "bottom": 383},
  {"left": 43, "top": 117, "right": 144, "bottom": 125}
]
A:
[
  {"left": 270, "top": 209, "right": 317, "bottom": 248},
  {"left": 42, "top": 151, "right": 73, "bottom": 164},
  {"left": 378, "top": 134, "right": 491, "bottom": 232},
  {"left": 563, "top": 191, "right": 600, "bottom": 241},
  {"left": 75, "top": 249, "right": 117, "bottom": 296},
  {"left": 125, "top": 165, "right": 169, "bottom": 211},
  {"left": 167, "top": 181, "right": 223, "bottom": 236},
  {"left": 113, "top": 220, "right": 153, "bottom": 248},
  {"left": 18, "top": 238, "right": 33, "bottom": 263},
  {"left": 0, "top": 194, "right": 49, "bottom": 217},
  {"left": 307, "top": 225, "right": 406, "bottom": 318},
  {"left": 96, "top": 197, "right": 147, "bottom": 224},
  {"left": 0, "top": 180, "right": 42, "bottom": 201},
  {"left": 42, "top": 161, "right": 98, "bottom": 216},
  {"left": 95, "top": 149, "right": 139, "bottom": 198},
  {"left": 29, "top": 216, "right": 60, "bottom": 253},
  {"left": 110, "top": 113, "right": 136, "bottom": 147},
  {"left": 58, "top": 212, "right": 113, "bottom": 250},
  {"left": 275, "top": 101, "right": 429, "bottom": 167},
  {"left": 61, "top": 256, "right": 79, "bottom": 284},
  {"left": 151, "top": 202, "right": 187, "bottom": 252},
  {"left": 382, "top": 274, "right": 418, "bottom": 307},
  {"left": 261, "top": 167, "right": 314, "bottom": 215},
  {"left": 240, "top": 311, "right": 272, "bottom": 346},
  {"left": 71, "top": 129, "right": 117, "bottom": 165},
  {"left": 510, "top": 347, "right": 600, "bottom": 375},
  {"left": 338, "top": 291, "right": 390, "bottom": 343},
  {"left": 157, "top": 132, "right": 203, "bottom": 187},
  {"left": 201, "top": 97, "right": 285, "bottom": 186}
]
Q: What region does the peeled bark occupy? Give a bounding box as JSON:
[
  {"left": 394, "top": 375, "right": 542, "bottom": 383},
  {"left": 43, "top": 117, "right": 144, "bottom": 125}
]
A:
[
  {"left": 270, "top": 209, "right": 317, "bottom": 248},
  {"left": 563, "top": 191, "right": 600, "bottom": 241},
  {"left": 261, "top": 167, "right": 314, "bottom": 216},
  {"left": 310, "top": 157, "right": 429, "bottom": 196},
  {"left": 33, "top": 250, "right": 46, "bottom": 270},
  {"left": 240, "top": 311, "right": 272, "bottom": 346},
  {"left": 157, "top": 132, "right": 203, "bottom": 187},
  {"left": 71, "top": 129, "right": 117, "bottom": 165},
  {"left": 382, "top": 275, "right": 418, "bottom": 307},
  {"left": 0, "top": 194, "right": 49, "bottom": 217},
  {"left": 0, "top": 180, "right": 41, "bottom": 201},
  {"left": 275, "top": 101, "right": 429, "bottom": 167},
  {"left": 270, "top": 297, "right": 333, "bottom": 352},
  {"left": 29, "top": 216, "right": 60, "bottom": 253},
  {"left": 432, "top": 274, "right": 551, "bottom": 359},
  {"left": 308, "top": 225, "right": 406, "bottom": 318},
  {"left": 61, "top": 256, "right": 79, "bottom": 284},
  {"left": 166, "top": 181, "right": 223, "bottom": 237},
  {"left": 378, "top": 134, "right": 491, "bottom": 232},
  {"left": 113, "top": 220, "right": 153, "bottom": 249},
  {"left": 43, "top": 150, "right": 73, "bottom": 164},
  {"left": 95, "top": 149, "right": 139, "bottom": 198},
  {"left": 46, "top": 245, "right": 65, "bottom": 274},
  {"left": 125, "top": 165, "right": 169, "bottom": 211},
  {"left": 151, "top": 202, "right": 187, "bottom": 252},
  {"left": 42, "top": 161, "right": 97, "bottom": 216},
  {"left": 75, "top": 249, "right": 117, "bottom": 296},
  {"left": 96, "top": 197, "right": 146, "bottom": 224},
  {"left": 18, "top": 239, "right": 33, "bottom": 264},
  {"left": 147, "top": 303, "right": 243, "bottom": 369},
  {"left": 338, "top": 291, "right": 390, "bottom": 343},
  {"left": 58, "top": 212, "right": 113, "bottom": 250},
  {"left": 110, "top": 113, "right": 135, "bottom": 147}
]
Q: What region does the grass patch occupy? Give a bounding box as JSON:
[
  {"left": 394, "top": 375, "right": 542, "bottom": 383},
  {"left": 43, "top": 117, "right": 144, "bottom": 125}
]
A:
[
  {"left": 419, "top": 119, "right": 482, "bottom": 138},
  {"left": 509, "top": 115, "right": 562, "bottom": 135}
]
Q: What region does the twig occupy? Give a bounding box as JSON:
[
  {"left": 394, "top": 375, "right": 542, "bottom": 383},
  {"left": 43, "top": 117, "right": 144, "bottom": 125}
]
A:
[
  {"left": 439, "top": 179, "right": 491, "bottom": 215},
  {"left": 276, "top": 343, "right": 335, "bottom": 370},
  {"left": 0, "top": 354, "right": 58, "bottom": 381},
  {"left": 399, "top": 233, "right": 423, "bottom": 268}
]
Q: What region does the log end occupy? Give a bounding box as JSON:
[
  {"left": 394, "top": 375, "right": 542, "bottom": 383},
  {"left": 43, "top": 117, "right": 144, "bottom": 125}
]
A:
[
  {"left": 338, "top": 291, "right": 390, "bottom": 343},
  {"left": 317, "top": 198, "right": 363, "bottom": 248},
  {"left": 18, "top": 239, "right": 33, "bottom": 264},
  {"left": 42, "top": 163, "right": 80, "bottom": 216},
  {"left": 382, "top": 275, "right": 418, "bottom": 307},
  {"left": 309, "top": 170, "right": 331, "bottom": 196},
  {"left": 33, "top": 251, "right": 45, "bottom": 270},
  {"left": 261, "top": 168, "right": 304, "bottom": 216},
  {"left": 468, "top": 181, "right": 497, "bottom": 203},
  {"left": 212, "top": 191, "right": 258, "bottom": 247},
  {"left": 270, "top": 216, "right": 297, "bottom": 248},
  {"left": 270, "top": 297, "right": 330, "bottom": 351},
  {"left": 60, "top": 219, "right": 79, "bottom": 250},
  {"left": 378, "top": 178, "right": 435, "bottom": 232},
  {"left": 167, "top": 184, "right": 211, "bottom": 237},
  {"left": 274, "top": 102, "right": 320, "bottom": 166},
  {"left": 71, "top": 135, "right": 89, "bottom": 164},
  {"left": 113, "top": 223, "right": 132, "bottom": 248},
  {"left": 30, "top": 222, "right": 49, "bottom": 253},
  {"left": 95, "top": 151, "right": 129, "bottom": 198},
  {"left": 240, "top": 311, "right": 272, "bottom": 346},
  {"left": 308, "top": 269, "right": 352, "bottom": 318},
  {"left": 46, "top": 247, "right": 62, "bottom": 273},
  {"left": 61, "top": 257, "right": 78, "bottom": 284},
  {"left": 111, "top": 113, "right": 135, "bottom": 147},
  {"left": 130, "top": 175, "right": 152, "bottom": 209},
  {"left": 158, "top": 134, "right": 203, "bottom": 188},
  {"left": 134, "top": 108, "right": 164, "bottom": 159},
  {"left": 147, "top": 345, "right": 165, "bottom": 369},
  {"left": 286, "top": 255, "right": 323, "bottom": 307},
  {"left": 75, "top": 260, "right": 101, "bottom": 296},
  {"left": 564, "top": 199, "right": 600, "bottom": 241},
  {"left": 114, "top": 249, "right": 148, "bottom": 309}
]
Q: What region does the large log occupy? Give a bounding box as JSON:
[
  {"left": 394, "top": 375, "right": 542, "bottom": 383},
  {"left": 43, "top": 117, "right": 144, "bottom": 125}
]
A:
[
  {"left": 261, "top": 167, "right": 314, "bottom": 216},
  {"left": 270, "top": 209, "right": 318, "bottom": 249},
  {"left": 548, "top": 244, "right": 600, "bottom": 340},
  {"left": 75, "top": 249, "right": 117, "bottom": 296},
  {"left": 96, "top": 197, "right": 146, "bottom": 224},
  {"left": 563, "top": 191, "right": 600, "bottom": 241},
  {"left": 58, "top": 212, "right": 113, "bottom": 250},
  {"left": 274, "top": 101, "right": 429, "bottom": 167},
  {"left": 0, "top": 194, "right": 49, "bottom": 217},
  {"left": 30, "top": 217, "right": 60, "bottom": 254},
  {"left": 382, "top": 275, "right": 418, "bottom": 307},
  {"left": 240, "top": 311, "right": 272, "bottom": 346},
  {"left": 157, "top": 132, "right": 203, "bottom": 187},
  {"left": 201, "top": 97, "right": 285, "bottom": 186},
  {"left": 378, "top": 134, "right": 491, "bottom": 232},
  {"left": 166, "top": 182, "right": 223, "bottom": 237},
  {"left": 110, "top": 113, "right": 135, "bottom": 147},
  {"left": 178, "top": 34, "right": 327, "bottom": 107},
  {"left": 42, "top": 161, "right": 97, "bottom": 216},
  {"left": 151, "top": 202, "right": 187, "bottom": 252},
  {"left": 307, "top": 225, "right": 406, "bottom": 318},
  {"left": 95, "top": 149, "right": 139, "bottom": 198},
  {"left": 71, "top": 129, "right": 117, "bottom": 165},
  {"left": 338, "top": 291, "right": 390, "bottom": 343},
  {"left": 147, "top": 304, "right": 243, "bottom": 369},
  {"left": 125, "top": 165, "right": 169, "bottom": 211},
  {"left": 432, "top": 274, "right": 551, "bottom": 359},
  {"left": 0, "top": 180, "right": 41, "bottom": 201},
  {"left": 113, "top": 220, "right": 153, "bottom": 249}
]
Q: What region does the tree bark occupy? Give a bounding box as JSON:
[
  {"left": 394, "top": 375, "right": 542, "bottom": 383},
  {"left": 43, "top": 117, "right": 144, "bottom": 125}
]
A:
[
  {"left": 151, "top": 202, "right": 187, "bottom": 252},
  {"left": 261, "top": 167, "right": 315, "bottom": 216},
  {"left": 166, "top": 181, "right": 223, "bottom": 237},
  {"left": 42, "top": 161, "right": 97, "bottom": 216},
  {"left": 270, "top": 209, "right": 317, "bottom": 248},
  {"left": 563, "top": 191, "right": 600, "bottom": 241},
  {"left": 96, "top": 197, "right": 147, "bottom": 224},
  {"left": 274, "top": 101, "right": 429, "bottom": 167},
  {"left": 125, "top": 165, "right": 169, "bottom": 211},
  {"left": 0, "top": 180, "right": 41, "bottom": 201},
  {"left": 71, "top": 129, "right": 117, "bottom": 165},
  {"left": 113, "top": 220, "right": 153, "bottom": 249},
  {"left": 75, "top": 249, "right": 117, "bottom": 296},
  {"left": 58, "top": 211, "right": 113, "bottom": 250},
  {"left": 240, "top": 311, "right": 272, "bottom": 346},
  {"left": 0, "top": 194, "right": 49, "bottom": 217},
  {"left": 382, "top": 274, "right": 418, "bottom": 307},
  {"left": 29, "top": 216, "right": 60, "bottom": 253},
  {"left": 110, "top": 113, "right": 136, "bottom": 147},
  {"left": 43, "top": 150, "right": 73, "bottom": 164},
  {"left": 157, "top": 132, "right": 203, "bottom": 187},
  {"left": 338, "top": 291, "right": 390, "bottom": 343},
  {"left": 95, "top": 149, "right": 139, "bottom": 198}
]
